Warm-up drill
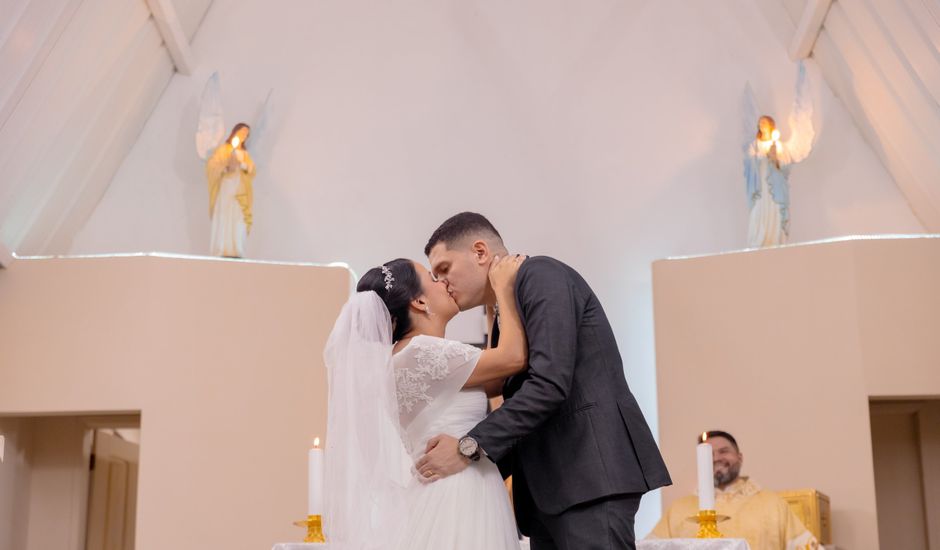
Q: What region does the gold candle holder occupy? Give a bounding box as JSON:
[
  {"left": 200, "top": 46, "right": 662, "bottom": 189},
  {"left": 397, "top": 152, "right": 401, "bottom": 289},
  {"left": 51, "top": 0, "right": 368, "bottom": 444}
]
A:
[
  {"left": 695, "top": 509, "right": 723, "bottom": 538},
  {"left": 292, "top": 514, "right": 326, "bottom": 543}
]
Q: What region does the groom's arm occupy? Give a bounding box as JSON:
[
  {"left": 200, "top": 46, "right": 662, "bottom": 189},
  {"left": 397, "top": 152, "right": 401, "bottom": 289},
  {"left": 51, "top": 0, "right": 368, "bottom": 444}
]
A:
[{"left": 468, "top": 258, "right": 579, "bottom": 462}]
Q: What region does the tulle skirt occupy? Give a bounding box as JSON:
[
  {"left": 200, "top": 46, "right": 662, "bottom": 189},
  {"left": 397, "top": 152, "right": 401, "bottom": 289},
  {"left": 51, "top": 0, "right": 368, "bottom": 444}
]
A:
[{"left": 395, "top": 458, "right": 521, "bottom": 550}]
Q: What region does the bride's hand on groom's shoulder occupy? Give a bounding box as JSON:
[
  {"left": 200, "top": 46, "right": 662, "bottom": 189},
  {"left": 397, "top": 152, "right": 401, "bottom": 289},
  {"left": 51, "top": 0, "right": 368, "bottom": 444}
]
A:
[{"left": 488, "top": 253, "right": 527, "bottom": 292}]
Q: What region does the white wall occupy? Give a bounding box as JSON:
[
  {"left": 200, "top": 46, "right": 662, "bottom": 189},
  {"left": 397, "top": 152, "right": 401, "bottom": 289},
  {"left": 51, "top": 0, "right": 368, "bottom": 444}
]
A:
[
  {"left": 69, "top": 0, "right": 925, "bottom": 535},
  {"left": 0, "top": 0, "right": 211, "bottom": 255}
]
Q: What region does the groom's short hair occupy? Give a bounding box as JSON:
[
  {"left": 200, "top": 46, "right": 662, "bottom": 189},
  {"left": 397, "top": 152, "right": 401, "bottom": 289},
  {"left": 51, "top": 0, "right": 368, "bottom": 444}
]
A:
[{"left": 424, "top": 212, "right": 504, "bottom": 256}]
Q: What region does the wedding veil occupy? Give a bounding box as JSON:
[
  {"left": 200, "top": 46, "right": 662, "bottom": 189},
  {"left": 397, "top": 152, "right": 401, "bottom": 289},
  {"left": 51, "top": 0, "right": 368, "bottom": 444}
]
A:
[{"left": 322, "top": 291, "right": 412, "bottom": 549}]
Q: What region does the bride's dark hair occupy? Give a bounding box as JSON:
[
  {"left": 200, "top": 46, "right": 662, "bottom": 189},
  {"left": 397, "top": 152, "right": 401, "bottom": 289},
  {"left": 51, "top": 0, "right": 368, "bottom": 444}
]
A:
[{"left": 357, "top": 258, "right": 423, "bottom": 343}]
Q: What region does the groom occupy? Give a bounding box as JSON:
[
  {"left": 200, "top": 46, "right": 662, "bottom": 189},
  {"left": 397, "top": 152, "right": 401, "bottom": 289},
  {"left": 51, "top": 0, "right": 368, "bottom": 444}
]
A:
[{"left": 416, "top": 212, "right": 671, "bottom": 550}]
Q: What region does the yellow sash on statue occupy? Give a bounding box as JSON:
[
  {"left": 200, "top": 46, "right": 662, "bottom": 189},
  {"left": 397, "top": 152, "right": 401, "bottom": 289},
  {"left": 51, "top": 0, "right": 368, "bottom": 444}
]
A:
[{"left": 206, "top": 142, "right": 256, "bottom": 233}]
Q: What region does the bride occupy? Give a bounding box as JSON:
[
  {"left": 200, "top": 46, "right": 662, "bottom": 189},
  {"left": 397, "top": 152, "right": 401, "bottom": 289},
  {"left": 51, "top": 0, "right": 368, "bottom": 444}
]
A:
[{"left": 322, "top": 254, "right": 528, "bottom": 550}]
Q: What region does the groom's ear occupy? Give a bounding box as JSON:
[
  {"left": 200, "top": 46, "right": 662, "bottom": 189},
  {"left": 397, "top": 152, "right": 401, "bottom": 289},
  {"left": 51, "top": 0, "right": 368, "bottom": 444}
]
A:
[{"left": 471, "top": 240, "right": 490, "bottom": 264}]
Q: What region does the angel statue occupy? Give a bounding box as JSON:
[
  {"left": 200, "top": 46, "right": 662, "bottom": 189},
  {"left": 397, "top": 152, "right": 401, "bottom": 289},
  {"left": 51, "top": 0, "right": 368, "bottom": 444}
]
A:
[
  {"left": 742, "top": 61, "right": 816, "bottom": 248},
  {"left": 195, "top": 72, "right": 272, "bottom": 258}
]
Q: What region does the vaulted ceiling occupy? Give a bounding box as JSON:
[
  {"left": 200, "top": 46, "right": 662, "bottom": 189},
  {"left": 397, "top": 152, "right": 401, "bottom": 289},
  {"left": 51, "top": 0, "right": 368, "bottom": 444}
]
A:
[
  {"left": 760, "top": 0, "right": 940, "bottom": 231},
  {"left": 0, "top": 0, "right": 937, "bottom": 261},
  {"left": 0, "top": 0, "right": 211, "bottom": 258}
]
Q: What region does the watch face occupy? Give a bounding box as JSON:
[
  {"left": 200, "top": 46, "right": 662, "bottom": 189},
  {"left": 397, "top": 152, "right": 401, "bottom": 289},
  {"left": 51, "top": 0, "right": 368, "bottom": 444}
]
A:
[{"left": 459, "top": 437, "right": 478, "bottom": 457}]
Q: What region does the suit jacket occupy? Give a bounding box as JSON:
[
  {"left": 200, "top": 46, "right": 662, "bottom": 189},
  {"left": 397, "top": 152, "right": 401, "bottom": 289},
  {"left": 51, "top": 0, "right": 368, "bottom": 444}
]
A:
[{"left": 468, "top": 256, "right": 671, "bottom": 518}]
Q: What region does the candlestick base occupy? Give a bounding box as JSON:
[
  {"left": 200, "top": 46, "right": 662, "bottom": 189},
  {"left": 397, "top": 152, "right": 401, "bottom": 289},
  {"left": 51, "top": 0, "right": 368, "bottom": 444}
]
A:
[
  {"left": 292, "top": 514, "right": 326, "bottom": 543},
  {"left": 693, "top": 510, "right": 726, "bottom": 538}
]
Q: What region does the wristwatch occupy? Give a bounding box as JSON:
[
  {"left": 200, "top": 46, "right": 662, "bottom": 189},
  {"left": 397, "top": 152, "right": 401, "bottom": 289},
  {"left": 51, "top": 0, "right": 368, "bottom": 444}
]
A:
[{"left": 458, "top": 435, "right": 481, "bottom": 462}]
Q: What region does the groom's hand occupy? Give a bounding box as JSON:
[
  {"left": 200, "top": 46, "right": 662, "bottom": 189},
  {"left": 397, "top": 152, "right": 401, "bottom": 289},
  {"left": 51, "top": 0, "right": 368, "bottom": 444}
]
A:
[{"left": 415, "top": 434, "right": 469, "bottom": 483}]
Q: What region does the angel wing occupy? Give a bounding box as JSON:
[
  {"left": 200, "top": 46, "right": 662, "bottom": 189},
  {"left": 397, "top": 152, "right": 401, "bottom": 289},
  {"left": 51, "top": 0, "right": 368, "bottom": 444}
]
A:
[
  {"left": 246, "top": 88, "right": 274, "bottom": 169},
  {"left": 742, "top": 81, "right": 762, "bottom": 206},
  {"left": 195, "top": 72, "right": 226, "bottom": 161},
  {"left": 741, "top": 81, "right": 761, "bottom": 154},
  {"left": 781, "top": 60, "right": 815, "bottom": 164}
]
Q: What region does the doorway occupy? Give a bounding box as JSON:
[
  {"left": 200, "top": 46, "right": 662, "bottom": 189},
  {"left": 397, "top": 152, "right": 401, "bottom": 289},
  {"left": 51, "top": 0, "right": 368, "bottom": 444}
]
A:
[
  {"left": 0, "top": 414, "right": 140, "bottom": 550},
  {"left": 870, "top": 399, "right": 940, "bottom": 550}
]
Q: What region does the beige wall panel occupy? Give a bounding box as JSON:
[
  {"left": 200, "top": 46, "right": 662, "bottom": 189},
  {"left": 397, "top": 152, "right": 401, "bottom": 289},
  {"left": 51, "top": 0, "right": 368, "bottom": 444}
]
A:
[
  {"left": 0, "top": 255, "right": 350, "bottom": 550},
  {"left": 653, "top": 236, "right": 940, "bottom": 550}
]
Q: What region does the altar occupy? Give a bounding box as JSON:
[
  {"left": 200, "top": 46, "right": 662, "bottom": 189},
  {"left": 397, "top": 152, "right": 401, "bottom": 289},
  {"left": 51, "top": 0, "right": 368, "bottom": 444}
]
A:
[{"left": 273, "top": 539, "right": 753, "bottom": 550}]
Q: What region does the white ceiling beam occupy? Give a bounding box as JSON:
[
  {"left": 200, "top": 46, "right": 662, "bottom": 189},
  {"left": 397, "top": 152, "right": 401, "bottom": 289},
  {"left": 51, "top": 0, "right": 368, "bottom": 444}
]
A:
[
  {"left": 0, "top": 0, "right": 84, "bottom": 144},
  {"left": 145, "top": 0, "right": 194, "bottom": 75},
  {"left": 789, "top": 0, "right": 833, "bottom": 60}
]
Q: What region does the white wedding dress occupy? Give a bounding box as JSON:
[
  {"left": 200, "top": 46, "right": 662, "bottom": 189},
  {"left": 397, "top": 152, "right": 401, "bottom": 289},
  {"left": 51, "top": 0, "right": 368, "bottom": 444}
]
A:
[
  {"left": 391, "top": 335, "right": 520, "bottom": 550},
  {"left": 322, "top": 293, "right": 520, "bottom": 550}
]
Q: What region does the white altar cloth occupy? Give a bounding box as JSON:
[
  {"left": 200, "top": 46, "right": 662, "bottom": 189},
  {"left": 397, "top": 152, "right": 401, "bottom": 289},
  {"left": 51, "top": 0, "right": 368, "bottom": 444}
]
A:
[
  {"left": 273, "top": 538, "right": 751, "bottom": 550},
  {"left": 637, "top": 540, "right": 750, "bottom": 550}
]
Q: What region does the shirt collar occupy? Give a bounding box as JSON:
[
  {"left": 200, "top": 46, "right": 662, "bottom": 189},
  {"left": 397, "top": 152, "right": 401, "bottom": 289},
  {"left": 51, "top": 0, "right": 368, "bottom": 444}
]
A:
[{"left": 716, "top": 476, "right": 761, "bottom": 498}]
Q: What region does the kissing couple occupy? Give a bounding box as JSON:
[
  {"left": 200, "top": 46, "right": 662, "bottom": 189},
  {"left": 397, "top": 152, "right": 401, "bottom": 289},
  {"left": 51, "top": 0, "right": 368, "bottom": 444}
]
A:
[{"left": 322, "top": 212, "right": 671, "bottom": 550}]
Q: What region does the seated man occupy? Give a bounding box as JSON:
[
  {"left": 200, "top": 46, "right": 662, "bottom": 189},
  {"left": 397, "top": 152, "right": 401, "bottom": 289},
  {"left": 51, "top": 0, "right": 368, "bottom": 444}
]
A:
[{"left": 649, "top": 430, "right": 819, "bottom": 550}]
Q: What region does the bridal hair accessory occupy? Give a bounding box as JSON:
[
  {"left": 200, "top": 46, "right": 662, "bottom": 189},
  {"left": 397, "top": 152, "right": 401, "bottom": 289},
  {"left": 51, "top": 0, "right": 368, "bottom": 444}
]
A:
[{"left": 381, "top": 265, "right": 395, "bottom": 290}]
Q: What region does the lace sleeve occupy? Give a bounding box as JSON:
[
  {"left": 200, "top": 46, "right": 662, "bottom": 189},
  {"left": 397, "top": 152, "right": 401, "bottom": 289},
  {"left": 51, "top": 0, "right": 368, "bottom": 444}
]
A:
[{"left": 394, "top": 336, "right": 481, "bottom": 427}]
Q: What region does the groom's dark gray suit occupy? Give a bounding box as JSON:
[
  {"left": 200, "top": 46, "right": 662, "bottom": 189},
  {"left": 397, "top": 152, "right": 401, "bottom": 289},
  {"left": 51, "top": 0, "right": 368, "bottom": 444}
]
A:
[{"left": 467, "top": 256, "right": 671, "bottom": 549}]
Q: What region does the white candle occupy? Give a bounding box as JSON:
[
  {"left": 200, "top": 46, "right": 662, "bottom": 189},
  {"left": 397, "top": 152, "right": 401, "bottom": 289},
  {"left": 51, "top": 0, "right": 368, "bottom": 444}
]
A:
[
  {"left": 697, "top": 433, "right": 715, "bottom": 510},
  {"left": 308, "top": 437, "right": 324, "bottom": 516}
]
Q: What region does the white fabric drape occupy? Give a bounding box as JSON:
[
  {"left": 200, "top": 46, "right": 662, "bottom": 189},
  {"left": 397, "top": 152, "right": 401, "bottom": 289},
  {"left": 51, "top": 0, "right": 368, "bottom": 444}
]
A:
[{"left": 322, "top": 292, "right": 412, "bottom": 550}]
